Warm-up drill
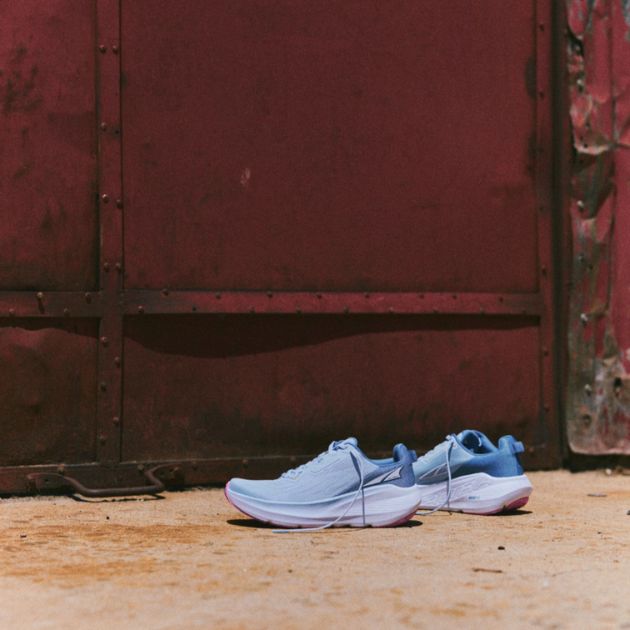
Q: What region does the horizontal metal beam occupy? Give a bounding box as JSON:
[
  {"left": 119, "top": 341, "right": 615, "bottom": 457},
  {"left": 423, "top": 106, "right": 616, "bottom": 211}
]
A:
[
  {"left": 0, "top": 290, "right": 542, "bottom": 318},
  {"left": 0, "top": 291, "right": 103, "bottom": 318},
  {"left": 124, "top": 290, "right": 542, "bottom": 316}
]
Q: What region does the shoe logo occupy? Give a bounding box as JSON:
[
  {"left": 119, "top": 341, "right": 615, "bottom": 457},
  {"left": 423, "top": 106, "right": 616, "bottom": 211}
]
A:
[
  {"left": 418, "top": 463, "right": 448, "bottom": 481},
  {"left": 364, "top": 466, "right": 403, "bottom": 487}
]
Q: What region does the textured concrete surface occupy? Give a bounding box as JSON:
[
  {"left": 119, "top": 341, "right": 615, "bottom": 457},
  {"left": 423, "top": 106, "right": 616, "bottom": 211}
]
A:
[{"left": 0, "top": 470, "right": 629, "bottom": 629}]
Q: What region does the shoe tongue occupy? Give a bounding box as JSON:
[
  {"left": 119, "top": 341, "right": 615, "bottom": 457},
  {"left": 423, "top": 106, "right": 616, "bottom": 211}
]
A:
[{"left": 338, "top": 437, "right": 358, "bottom": 448}]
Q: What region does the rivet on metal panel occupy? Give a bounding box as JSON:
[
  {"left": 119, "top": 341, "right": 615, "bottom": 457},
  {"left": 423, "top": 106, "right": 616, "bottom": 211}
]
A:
[
  {"left": 577, "top": 200, "right": 585, "bottom": 212},
  {"left": 103, "top": 262, "right": 110, "bottom": 272},
  {"left": 36, "top": 292, "right": 44, "bottom": 301},
  {"left": 100, "top": 336, "right": 109, "bottom": 347},
  {"left": 114, "top": 356, "right": 121, "bottom": 367},
  {"left": 100, "top": 122, "right": 108, "bottom": 131},
  {"left": 56, "top": 464, "right": 66, "bottom": 475},
  {"left": 137, "top": 463, "right": 145, "bottom": 472},
  {"left": 112, "top": 416, "right": 120, "bottom": 425},
  {"left": 100, "top": 382, "right": 107, "bottom": 391},
  {"left": 137, "top": 305, "right": 144, "bottom": 314},
  {"left": 101, "top": 194, "right": 110, "bottom": 203},
  {"left": 8, "top": 308, "right": 15, "bottom": 317},
  {"left": 63, "top": 308, "right": 70, "bottom": 317},
  {"left": 161, "top": 288, "right": 169, "bottom": 296},
  {"left": 99, "top": 434, "right": 107, "bottom": 445},
  {"left": 584, "top": 384, "right": 593, "bottom": 396},
  {"left": 580, "top": 313, "right": 589, "bottom": 325},
  {"left": 115, "top": 263, "right": 122, "bottom": 273},
  {"left": 112, "top": 44, "right": 119, "bottom": 54},
  {"left": 98, "top": 44, "right": 107, "bottom": 53},
  {"left": 85, "top": 292, "right": 92, "bottom": 303},
  {"left": 242, "top": 459, "right": 249, "bottom": 467},
  {"left": 116, "top": 199, "right": 123, "bottom": 209},
  {"left": 388, "top": 307, "right": 395, "bottom": 314}
]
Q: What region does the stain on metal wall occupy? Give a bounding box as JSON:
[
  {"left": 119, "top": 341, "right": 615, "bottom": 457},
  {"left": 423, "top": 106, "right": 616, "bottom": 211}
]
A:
[{"left": 566, "top": 0, "right": 630, "bottom": 453}]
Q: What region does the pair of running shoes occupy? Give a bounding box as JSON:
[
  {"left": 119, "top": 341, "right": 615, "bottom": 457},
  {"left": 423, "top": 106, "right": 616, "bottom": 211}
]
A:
[{"left": 225, "top": 430, "right": 532, "bottom": 530}]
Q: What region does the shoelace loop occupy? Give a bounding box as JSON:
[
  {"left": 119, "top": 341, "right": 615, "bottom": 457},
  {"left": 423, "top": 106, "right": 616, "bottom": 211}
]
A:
[
  {"left": 416, "top": 434, "right": 456, "bottom": 516},
  {"left": 273, "top": 446, "right": 366, "bottom": 534}
]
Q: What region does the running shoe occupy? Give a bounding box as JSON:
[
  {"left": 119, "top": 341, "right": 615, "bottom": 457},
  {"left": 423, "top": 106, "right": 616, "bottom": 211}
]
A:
[
  {"left": 413, "top": 430, "right": 533, "bottom": 515},
  {"left": 225, "top": 438, "right": 422, "bottom": 529}
]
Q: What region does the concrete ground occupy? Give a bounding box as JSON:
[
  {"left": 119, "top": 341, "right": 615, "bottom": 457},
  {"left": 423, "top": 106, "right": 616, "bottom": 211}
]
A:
[{"left": 0, "top": 470, "right": 629, "bottom": 629}]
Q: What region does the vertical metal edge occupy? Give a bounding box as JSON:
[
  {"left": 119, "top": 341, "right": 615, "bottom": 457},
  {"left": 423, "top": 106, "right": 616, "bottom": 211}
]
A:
[
  {"left": 536, "top": 0, "right": 562, "bottom": 466},
  {"left": 95, "top": 0, "right": 123, "bottom": 463}
]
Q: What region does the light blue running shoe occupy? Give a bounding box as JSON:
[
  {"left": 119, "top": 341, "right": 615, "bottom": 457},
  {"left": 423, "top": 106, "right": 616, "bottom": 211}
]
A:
[
  {"left": 413, "top": 430, "right": 532, "bottom": 515},
  {"left": 225, "top": 438, "right": 422, "bottom": 529}
]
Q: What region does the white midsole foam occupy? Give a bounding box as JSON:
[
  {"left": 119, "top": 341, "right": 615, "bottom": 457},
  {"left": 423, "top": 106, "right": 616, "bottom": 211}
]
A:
[
  {"left": 226, "top": 483, "right": 423, "bottom": 528},
  {"left": 417, "top": 472, "right": 533, "bottom": 515}
]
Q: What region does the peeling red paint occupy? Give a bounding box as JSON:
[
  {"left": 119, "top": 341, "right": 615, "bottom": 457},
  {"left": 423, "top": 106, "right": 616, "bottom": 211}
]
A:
[{"left": 567, "top": 0, "right": 630, "bottom": 453}]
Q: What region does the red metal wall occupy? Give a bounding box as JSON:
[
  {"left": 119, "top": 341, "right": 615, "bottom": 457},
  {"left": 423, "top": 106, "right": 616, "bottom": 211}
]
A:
[{"left": 0, "top": 0, "right": 562, "bottom": 493}]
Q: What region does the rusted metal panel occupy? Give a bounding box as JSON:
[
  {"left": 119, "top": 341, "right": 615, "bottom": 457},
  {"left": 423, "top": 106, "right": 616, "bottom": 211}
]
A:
[
  {"left": 0, "top": 320, "right": 98, "bottom": 466},
  {"left": 0, "top": 0, "right": 98, "bottom": 290},
  {"left": 566, "top": 0, "right": 630, "bottom": 453},
  {"left": 122, "top": 0, "right": 539, "bottom": 293},
  {"left": 122, "top": 315, "right": 545, "bottom": 462}
]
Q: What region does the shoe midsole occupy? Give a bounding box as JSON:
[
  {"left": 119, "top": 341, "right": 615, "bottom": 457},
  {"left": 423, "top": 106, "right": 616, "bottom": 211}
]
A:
[
  {"left": 226, "top": 483, "right": 422, "bottom": 527},
  {"left": 417, "top": 472, "right": 533, "bottom": 513}
]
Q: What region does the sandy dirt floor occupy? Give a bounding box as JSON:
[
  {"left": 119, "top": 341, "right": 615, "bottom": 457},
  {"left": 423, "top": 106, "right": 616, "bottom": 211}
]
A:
[{"left": 0, "top": 470, "right": 629, "bottom": 629}]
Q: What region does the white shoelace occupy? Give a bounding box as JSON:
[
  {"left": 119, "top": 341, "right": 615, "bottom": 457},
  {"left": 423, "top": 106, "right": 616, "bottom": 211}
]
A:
[
  {"left": 273, "top": 445, "right": 366, "bottom": 534},
  {"left": 416, "top": 434, "right": 456, "bottom": 516}
]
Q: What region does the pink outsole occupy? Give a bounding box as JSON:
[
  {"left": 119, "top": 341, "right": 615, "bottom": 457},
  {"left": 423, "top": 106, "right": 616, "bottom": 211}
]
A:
[
  {"left": 475, "top": 495, "right": 530, "bottom": 516},
  {"left": 224, "top": 482, "right": 419, "bottom": 529}
]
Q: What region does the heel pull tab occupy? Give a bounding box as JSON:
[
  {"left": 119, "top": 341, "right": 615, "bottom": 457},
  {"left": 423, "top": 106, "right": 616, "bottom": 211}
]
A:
[{"left": 509, "top": 440, "right": 525, "bottom": 455}]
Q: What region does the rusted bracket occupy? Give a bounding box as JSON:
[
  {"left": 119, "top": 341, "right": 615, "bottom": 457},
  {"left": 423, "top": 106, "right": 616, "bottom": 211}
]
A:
[{"left": 27, "top": 465, "right": 166, "bottom": 498}]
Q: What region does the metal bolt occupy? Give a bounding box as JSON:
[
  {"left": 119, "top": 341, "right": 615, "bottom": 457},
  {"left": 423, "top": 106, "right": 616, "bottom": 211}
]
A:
[
  {"left": 114, "top": 356, "right": 121, "bottom": 366},
  {"left": 137, "top": 463, "right": 145, "bottom": 472},
  {"left": 63, "top": 308, "right": 70, "bottom": 317},
  {"left": 112, "top": 416, "right": 120, "bottom": 425},
  {"left": 577, "top": 200, "right": 585, "bottom": 211},
  {"left": 57, "top": 464, "right": 66, "bottom": 475},
  {"left": 99, "top": 44, "right": 107, "bottom": 53},
  {"left": 103, "top": 262, "right": 110, "bottom": 272},
  {"left": 8, "top": 308, "right": 15, "bottom": 317},
  {"left": 584, "top": 384, "right": 593, "bottom": 396},
  {"left": 100, "top": 122, "right": 108, "bottom": 131},
  {"left": 161, "top": 288, "right": 169, "bottom": 296},
  {"left": 388, "top": 307, "right": 395, "bottom": 314},
  {"left": 102, "top": 194, "right": 110, "bottom": 203},
  {"left": 115, "top": 262, "right": 122, "bottom": 272},
  {"left": 100, "top": 336, "right": 109, "bottom": 347},
  {"left": 112, "top": 44, "right": 119, "bottom": 54},
  {"left": 36, "top": 292, "right": 44, "bottom": 300},
  {"left": 580, "top": 312, "right": 589, "bottom": 324},
  {"left": 137, "top": 305, "right": 144, "bottom": 314},
  {"left": 99, "top": 434, "right": 107, "bottom": 445},
  {"left": 242, "top": 459, "right": 249, "bottom": 467},
  {"left": 116, "top": 199, "right": 123, "bottom": 209}
]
